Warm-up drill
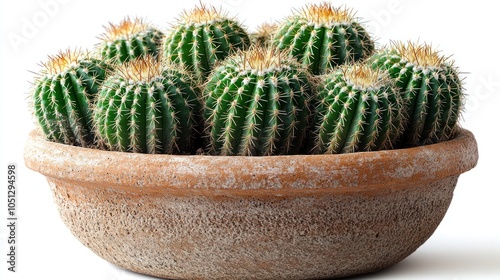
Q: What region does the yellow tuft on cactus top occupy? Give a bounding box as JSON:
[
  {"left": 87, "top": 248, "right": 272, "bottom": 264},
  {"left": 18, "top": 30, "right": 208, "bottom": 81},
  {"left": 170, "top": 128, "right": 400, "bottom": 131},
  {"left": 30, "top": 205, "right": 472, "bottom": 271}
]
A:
[
  {"left": 115, "top": 55, "right": 163, "bottom": 83},
  {"left": 100, "top": 17, "right": 150, "bottom": 41},
  {"left": 42, "top": 49, "right": 87, "bottom": 76},
  {"left": 297, "top": 2, "right": 355, "bottom": 25},
  {"left": 238, "top": 46, "right": 290, "bottom": 72},
  {"left": 178, "top": 3, "right": 227, "bottom": 24},
  {"left": 342, "top": 64, "right": 390, "bottom": 90},
  {"left": 393, "top": 41, "right": 449, "bottom": 68},
  {"left": 255, "top": 23, "right": 277, "bottom": 38}
]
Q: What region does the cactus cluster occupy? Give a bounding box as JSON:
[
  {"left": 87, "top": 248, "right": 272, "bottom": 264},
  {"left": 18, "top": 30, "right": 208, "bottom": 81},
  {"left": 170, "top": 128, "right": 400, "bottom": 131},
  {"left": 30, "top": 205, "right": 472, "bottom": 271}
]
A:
[{"left": 29, "top": 2, "right": 466, "bottom": 156}]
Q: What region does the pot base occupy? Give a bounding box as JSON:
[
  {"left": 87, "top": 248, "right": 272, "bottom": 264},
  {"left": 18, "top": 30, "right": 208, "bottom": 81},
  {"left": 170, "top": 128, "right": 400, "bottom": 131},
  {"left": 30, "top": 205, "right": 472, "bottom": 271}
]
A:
[{"left": 49, "top": 176, "right": 456, "bottom": 279}]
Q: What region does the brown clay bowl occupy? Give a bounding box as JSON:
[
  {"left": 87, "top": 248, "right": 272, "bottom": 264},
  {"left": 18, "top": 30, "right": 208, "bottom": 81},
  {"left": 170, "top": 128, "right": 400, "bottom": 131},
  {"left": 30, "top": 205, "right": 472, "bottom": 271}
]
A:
[{"left": 24, "top": 129, "right": 478, "bottom": 279}]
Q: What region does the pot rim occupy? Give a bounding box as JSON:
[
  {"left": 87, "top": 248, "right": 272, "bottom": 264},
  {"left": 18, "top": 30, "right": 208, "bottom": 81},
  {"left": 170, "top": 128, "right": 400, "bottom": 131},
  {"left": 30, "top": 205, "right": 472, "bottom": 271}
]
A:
[{"left": 24, "top": 129, "right": 478, "bottom": 194}]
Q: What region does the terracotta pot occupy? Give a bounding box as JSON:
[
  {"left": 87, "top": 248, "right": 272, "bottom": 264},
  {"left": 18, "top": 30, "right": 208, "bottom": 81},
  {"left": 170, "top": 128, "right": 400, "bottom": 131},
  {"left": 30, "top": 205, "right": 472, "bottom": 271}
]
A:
[{"left": 24, "top": 129, "right": 478, "bottom": 280}]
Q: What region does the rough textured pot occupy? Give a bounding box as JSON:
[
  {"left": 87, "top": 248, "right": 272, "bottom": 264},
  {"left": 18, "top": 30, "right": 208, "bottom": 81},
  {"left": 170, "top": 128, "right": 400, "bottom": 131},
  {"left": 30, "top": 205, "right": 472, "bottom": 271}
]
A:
[{"left": 24, "top": 129, "right": 478, "bottom": 280}]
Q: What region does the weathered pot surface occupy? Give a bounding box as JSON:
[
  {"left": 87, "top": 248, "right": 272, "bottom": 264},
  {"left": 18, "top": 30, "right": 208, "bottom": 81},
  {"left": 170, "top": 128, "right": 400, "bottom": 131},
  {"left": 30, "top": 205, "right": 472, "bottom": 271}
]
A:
[{"left": 24, "top": 129, "right": 478, "bottom": 280}]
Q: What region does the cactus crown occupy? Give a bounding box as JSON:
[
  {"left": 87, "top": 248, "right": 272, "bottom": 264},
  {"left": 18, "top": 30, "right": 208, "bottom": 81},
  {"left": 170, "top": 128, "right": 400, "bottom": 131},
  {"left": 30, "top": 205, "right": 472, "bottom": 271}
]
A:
[
  {"left": 295, "top": 3, "right": 355, "bottom": 25},
  {"left": 391, "top": 41, "right": 450, "bottom": 68},
  {"left": 41, "top": 49, "right": 87, "bottom": 76},
  {"left": 99, "top": 17, "right": 150, "bottom": 41},
  {"left": 252, "top": 23, "right": 277, "bottom": 42},
  {"left": 115, "top": 55, "right": 163, "bottom": 83},
  {"left": 232, "top": 46, "right": 290, "bottom": 72},
  {"left": 178, "top": 3, "right": 227, "bottom": 24},
  {"left": 342, "top": 64, "right": 390, "bottom": 90}
]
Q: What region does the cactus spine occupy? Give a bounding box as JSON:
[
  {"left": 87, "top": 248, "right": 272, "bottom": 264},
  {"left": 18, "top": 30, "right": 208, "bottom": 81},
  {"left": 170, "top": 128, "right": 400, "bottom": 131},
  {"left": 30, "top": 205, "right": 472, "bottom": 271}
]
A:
[
  {"left": 163, "top": 3, "right": 251, "bottom": 83},
  {"left": 369, "top": 42, "right": 463, "bottom": 146},
  {"left": 204, "top": 46, "right": 312, "bottom": 156},
  {"left": 250, "top": 23, "right": 277, "bottom": 47},
  {"left": 273, "top": 2, "right": 375, "bottom": 75},
  {"left": 312, "top": 64, "right": 404, "bottom": 154},
  {"left": 32, "top": 49, "right": 109, "bottom": 147},
  {"left": 98, "top": 17, "right": 164, "bottom": 64},
  {"left": 93, "top": 56, "right": 201, "bottom": 154}
]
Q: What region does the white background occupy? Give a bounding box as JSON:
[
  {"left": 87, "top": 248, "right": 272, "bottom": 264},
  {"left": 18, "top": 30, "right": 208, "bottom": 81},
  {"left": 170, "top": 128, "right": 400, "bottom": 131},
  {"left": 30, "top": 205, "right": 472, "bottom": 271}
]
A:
[{"left": 0, "top": 0, "right": 499, "bottom": 279}]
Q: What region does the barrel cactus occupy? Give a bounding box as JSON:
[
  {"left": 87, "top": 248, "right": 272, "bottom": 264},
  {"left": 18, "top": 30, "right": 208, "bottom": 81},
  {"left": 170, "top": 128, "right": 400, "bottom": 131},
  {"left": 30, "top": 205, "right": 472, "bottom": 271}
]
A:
[
  {"left": 98, "top": 16, "right": 164, "bottom": 64},
  {"left": 203, "top": 46, "right": 312, "bottom": 156},
  {"left": 369, "top": 41, "right": 464, "bottom": 146},
  {"left": 93, "top": 56, "right": 202, "bottom": 154},
  {"left": 273, "top": 2, "right": 375, "bottom": 75},
  {"left": 311, "top": 64, "right": 404, "bottom": 154},
  {"left": 163, "top": 3, "right": 251, "bottom": 83},
  {"left": 32, "top": 49, "right": 110, "bottom": 147}
]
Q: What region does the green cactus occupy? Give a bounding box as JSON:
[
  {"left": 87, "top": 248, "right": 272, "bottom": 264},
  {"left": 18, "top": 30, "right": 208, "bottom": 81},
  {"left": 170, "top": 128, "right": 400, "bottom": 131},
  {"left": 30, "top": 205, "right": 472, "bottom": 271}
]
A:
[
  {"left": 163, "top": 3, "right": 251, "bottom": 83},
  {"left": 369, "top": 42, "right": 464, "bottom": 146},
  {"left": 311, "top": 64, "right": 404, "bottom": 154},
  {"left": 203, "top": 46, "right": 312, "bottom": 156},
  {"left": 273, "top": 2, "right": 375, "bottom": 75},
  {"left": 98, "top": 17, "right": 164, "bottom": 64},
  {"left": 32, "top": 49, "right": 110, "bottom": 147},
  {"left": 93, "top": 56, "right": 201, "bottom": 154}
]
